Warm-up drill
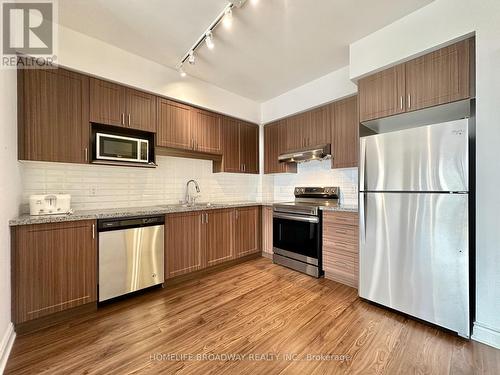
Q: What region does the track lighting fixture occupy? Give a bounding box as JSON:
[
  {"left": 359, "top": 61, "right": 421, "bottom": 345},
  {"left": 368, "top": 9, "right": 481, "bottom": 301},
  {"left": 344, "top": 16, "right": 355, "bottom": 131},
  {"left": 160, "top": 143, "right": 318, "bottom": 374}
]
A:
[
  {"left": 179, "top": 66, "right": 186, "bottom": 77},
  {"left": 188, "top": 51, "right": 196, "bottom": 65},
  {"left": 205, "top": 31, "right": 214, "bottom": 50},
  {"left": 177, "top": 0, "right": 249, "bottom": 73},
  {"left": 223, "top": 7, "right": 233, "bottom": 28}
]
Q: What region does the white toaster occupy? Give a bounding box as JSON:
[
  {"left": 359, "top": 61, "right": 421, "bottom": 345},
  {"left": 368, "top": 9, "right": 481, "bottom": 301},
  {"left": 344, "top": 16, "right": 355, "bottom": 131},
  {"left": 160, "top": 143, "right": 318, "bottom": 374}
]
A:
[{"left": 29, "top": 194, "right": 72, "bottom": 216}]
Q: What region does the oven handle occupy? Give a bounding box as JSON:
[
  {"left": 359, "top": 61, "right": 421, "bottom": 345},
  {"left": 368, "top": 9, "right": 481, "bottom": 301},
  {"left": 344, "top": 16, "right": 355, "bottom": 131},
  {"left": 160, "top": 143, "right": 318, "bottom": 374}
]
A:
[{"left": 273, "top": 213, "right": 319, "bottom": 223}]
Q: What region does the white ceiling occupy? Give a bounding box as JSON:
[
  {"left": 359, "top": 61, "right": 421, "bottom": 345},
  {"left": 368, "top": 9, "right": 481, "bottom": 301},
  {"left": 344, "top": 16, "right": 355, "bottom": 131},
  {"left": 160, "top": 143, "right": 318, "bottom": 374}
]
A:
[{"left": 59, "top": 0, "right": 433, "bottom": 102}]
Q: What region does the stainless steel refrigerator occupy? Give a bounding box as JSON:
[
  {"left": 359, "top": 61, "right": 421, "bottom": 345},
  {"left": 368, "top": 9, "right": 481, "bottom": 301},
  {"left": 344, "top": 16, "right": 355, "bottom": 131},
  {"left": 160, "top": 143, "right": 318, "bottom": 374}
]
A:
[{"left": 359, "top": 119, "right": 470, "bottom": 338}]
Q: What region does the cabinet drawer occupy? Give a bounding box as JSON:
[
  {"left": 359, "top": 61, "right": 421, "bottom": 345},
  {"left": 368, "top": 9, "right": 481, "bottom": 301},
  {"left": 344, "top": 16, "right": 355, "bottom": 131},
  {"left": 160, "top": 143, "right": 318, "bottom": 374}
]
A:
[{"left": 323, "top": 211, "right": 358, "bottom": 227}]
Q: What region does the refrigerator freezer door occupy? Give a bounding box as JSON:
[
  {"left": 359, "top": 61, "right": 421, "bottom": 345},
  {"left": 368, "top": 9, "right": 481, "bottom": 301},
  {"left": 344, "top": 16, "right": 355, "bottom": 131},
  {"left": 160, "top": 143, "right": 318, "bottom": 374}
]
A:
[
  {"left": 359, "top": 192, "right": 469, "bottom": 337},
  {"left": 360, "top": 119, "right": 469, "bottom": 192}
]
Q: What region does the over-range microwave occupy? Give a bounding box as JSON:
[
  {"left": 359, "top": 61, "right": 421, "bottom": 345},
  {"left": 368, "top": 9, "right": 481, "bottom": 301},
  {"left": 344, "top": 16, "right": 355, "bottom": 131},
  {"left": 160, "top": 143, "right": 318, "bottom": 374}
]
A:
[{"left": 95, "top": 132, "right": 150, "bottom": 164}]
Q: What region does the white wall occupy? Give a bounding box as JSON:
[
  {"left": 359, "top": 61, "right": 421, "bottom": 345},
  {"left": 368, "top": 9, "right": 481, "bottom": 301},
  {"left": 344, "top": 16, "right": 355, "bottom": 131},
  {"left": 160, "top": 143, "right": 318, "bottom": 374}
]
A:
[
  {"left": 57, "top": 25, "right": 261, "bottom": 123},
  {"left": 21, "top": 157, "right": 260, "bottom": 211},
  {"left": 0, "top": 70, "right": 21, "bottom": 372},
  {"left": 261, "top": 66, "right": 357, "bottom": 123},
  {"left": 350, "top": 0, "right": 500, "bottom": 349}
]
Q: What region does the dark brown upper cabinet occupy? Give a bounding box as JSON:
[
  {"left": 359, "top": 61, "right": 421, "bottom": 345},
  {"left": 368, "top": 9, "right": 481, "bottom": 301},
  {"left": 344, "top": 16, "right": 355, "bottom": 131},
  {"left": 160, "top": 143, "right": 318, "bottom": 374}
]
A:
[
  {"left": 214, "top": 117, "right": 259, "bottom": 174},
  {"left": 190, "top": 108, "right": 222, "bottom": 154},
  {"left": 308, "top": 106, "right": 331, "bottom": 146},
  {"left": 263, "top": 120, "right": 297, "bottom": 174},
  {"left": 284, "top": 106, "right": 331, "bottom": 152},
  {"left": 359, "top": 37, "right": 474, "bottom": 122},
  {"left": 405, "top": 38, "right": 473, "bottom": 112},
  {"left": 332, "top": 96, "right": 359, "bottom": 169},
  {"left": 18, "top": 67, "right": 90, "bottom": 164},
  {"left": 157, "top": 99, "right": 192, "bottom": 150},
  {"left": 358, "top": 65, "right": 406, "bottom": 123},
  {"left": 90, "top": 78, "right": 156, "bottom": 132},
  {"left": 286, "top": 112, "right": 307, "bottom": 151},
  {"left": 239, "top": 122, "right": 259, "bottom": 174}
]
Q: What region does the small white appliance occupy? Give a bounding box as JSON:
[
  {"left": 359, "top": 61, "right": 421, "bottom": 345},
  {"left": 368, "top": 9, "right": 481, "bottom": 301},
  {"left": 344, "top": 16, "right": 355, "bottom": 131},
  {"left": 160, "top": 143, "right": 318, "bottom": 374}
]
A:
[{"left": 29, "top": 194, "right": 72, "bottom": 216}]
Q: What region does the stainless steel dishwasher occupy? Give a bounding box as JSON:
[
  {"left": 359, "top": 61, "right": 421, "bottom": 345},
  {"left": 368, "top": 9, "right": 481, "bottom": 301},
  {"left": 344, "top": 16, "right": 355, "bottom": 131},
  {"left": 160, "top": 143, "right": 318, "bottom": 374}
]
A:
[{"left": 98, "top": 216, "right": 164, "bottom": 302}]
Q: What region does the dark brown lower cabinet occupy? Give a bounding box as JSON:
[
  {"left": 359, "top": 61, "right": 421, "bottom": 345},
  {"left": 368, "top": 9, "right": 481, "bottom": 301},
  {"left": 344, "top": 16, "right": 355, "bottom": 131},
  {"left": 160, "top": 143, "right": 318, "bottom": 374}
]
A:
[
  {"left": 11, "top": 220, "right": 97, "bottom": 324},
  {"left": 235, "top": 206, "right": 260, "bottom": 258},
  {"left": 205, "top": 209, "right": 235, "bottom": 266},
  {"left": 322, "top": 211, "right": 359, "bottom": 288},
  {"left": 165, "top": 211, "right": 204, "bottom": 279},
  {"left": 165, "top": 207, "right": 260, "bottom": 279}
]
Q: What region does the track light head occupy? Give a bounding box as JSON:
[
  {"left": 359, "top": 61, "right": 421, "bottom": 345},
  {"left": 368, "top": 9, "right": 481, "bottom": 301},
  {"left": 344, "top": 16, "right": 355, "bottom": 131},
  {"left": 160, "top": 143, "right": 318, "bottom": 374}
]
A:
[
  {"left": 205, "top": 31, "right": 214, "bottom": 50},
  {"left": 223, "top": 7, "right": 233, "bottom": 28},
  {"left": 179, "top": 66, "right": 186, "bottom": 77},
  {"left": 188, "top": 51, "right": 196, "bottom": 65}
]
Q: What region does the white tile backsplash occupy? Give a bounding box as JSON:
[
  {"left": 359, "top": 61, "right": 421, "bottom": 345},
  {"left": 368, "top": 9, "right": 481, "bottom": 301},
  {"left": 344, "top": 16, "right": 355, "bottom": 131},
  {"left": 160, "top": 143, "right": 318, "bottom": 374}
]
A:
[
  {"left": 271, "top": 160, "right": 358, "bottom": 206},
  {"left": 20, "top": 157, "right": 358, "bottom": 212},
  {"left": 20, "top": 156, "right": 260, "bottom": 212}
]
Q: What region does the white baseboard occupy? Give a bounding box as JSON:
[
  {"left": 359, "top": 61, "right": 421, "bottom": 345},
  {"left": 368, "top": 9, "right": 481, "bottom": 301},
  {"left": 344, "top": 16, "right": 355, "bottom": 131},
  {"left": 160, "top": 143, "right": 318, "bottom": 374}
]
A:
[
  {"left": 472, "top": 321, "right": 500, "bottom": 349},
  {"left": 0, "top": 323, "right": 16, "bottom": 374}
]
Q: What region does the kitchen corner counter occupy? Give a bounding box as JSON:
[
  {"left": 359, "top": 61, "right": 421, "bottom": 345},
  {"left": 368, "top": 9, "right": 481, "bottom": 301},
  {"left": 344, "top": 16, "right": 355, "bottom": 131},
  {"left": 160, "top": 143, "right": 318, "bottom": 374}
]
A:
[{"left": 9, "top": 201, "right": 266, "bottom": 226}]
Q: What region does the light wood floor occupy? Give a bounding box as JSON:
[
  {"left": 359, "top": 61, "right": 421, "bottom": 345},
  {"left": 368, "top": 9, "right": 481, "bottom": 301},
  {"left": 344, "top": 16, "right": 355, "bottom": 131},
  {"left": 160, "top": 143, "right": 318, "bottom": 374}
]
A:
[{"left": 5, "top": 258, "right": 500, "bottom": 374}]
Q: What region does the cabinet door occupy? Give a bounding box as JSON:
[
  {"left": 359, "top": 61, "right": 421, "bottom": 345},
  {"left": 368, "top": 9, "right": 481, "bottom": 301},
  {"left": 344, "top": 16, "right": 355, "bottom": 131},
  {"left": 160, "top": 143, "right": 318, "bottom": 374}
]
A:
[
  {"left": 165, "top": 212, "right": 204, "bottom": 278},
  {"left": 89, "top": 78, "right": 126, "bottom": 127},
  {"left": 205, "top": 209, "right": 234, "bottom": 267},
  {"left": 239, "top": 122, "right": 259, "bottom": 174},
  {"left": 308, "top": 105, "right": 331, "bottom": 146},
  {"left": 234, "top": 207, "right": 260, "bottom": 258},
  {"left": 333, "top": 96, "right": 359, "bottom": 169},
  {"left": 191, "top": 108, "right": 221, "bottom": 154},
  {"left": 358, "top": 65, "right": 406, "bottom": 122},
  {"left": 264, "top": 121, "right": 297, "bottom": 174},
  {"left": 12, "top": 221, "right": 97, "bottom": 323},
  {"left": 286, "top": 113, "right": 307, "bottom": 151},
  {"left": 220, "top": 116, "right": 241, "bottom": 172},
  {"left": 405, "top": 39, "right": 472, "bottom": 112},
  {"left": 262, "top": 206, "right": 274, "bottom": 256},
  {"left": 126, "top": 88, "right": 156, "bottom": 132},
  {"left": 157, "top": 99, "right": 192, "bottom": 150},
  {"left": 19, "top": 68, "right": 90, "bottom": 163}
]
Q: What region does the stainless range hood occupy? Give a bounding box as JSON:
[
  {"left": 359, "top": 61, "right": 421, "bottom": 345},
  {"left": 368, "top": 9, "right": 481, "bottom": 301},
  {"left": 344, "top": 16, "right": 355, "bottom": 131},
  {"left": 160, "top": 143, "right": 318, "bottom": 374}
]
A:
[{"left": 278, "top": 144, "right": 331, "bottom": 163}]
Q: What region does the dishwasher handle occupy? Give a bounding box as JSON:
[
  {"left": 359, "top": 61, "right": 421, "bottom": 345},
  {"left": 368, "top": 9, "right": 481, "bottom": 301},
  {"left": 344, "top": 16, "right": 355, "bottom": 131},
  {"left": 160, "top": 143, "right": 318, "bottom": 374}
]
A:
[{"left": 98, "top": 215, "right": 165, "bottom": 232}]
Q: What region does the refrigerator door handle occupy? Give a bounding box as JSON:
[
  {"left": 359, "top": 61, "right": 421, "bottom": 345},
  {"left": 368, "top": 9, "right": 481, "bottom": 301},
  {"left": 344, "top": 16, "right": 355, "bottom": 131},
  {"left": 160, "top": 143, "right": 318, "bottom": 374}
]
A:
[
  {"left": 359, "top": 138, "right": 366, "bottom": 192},
  {"left": 359, "top": 193, "right": 367, "bottom": 244}
]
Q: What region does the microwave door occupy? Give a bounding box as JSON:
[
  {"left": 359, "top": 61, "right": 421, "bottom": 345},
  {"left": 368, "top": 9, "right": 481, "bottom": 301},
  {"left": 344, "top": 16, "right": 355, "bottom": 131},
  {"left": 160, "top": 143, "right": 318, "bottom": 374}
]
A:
[{"left": 96, "top": 133, "right": 148, "bottom": 163}]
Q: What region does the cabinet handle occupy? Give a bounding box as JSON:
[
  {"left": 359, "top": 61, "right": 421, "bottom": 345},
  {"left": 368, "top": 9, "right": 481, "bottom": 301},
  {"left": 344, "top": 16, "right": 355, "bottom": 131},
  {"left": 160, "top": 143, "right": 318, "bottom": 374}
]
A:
[
  {"left": 128, "top": 113, "right": 131, "bottom": 126},
  {"left": 200, "top": 214, "right": 203, "bottom": 224},
  {"left": 243, "top": 164, "right": 246, "bottom": 172},
  {"left": 206, "top": 213, "right": 209, "bottom": 223},
  {"left": 84, "top": 148, "right": 88, "bottom": 162},
  {"left": 408, "top": 94, "right": 411, "bottom": 109},
  {"left": 400, "top": 96, "right": 404, "bottom": 110},
  {"left": 92, "top": 224, "right": 95, "bottom": 239},
  {"left": 236, "top": 210, "right": 239, "bottom": 220}
]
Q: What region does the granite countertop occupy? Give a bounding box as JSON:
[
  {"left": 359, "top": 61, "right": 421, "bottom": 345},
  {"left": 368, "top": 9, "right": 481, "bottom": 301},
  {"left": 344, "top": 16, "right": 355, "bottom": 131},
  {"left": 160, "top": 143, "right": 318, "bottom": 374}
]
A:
[
  {"left": 10, "top": 200, "right": 358, "bottom": 226},
  {"left": 10, "top": 201, "right": 267, "bottom": 226}
]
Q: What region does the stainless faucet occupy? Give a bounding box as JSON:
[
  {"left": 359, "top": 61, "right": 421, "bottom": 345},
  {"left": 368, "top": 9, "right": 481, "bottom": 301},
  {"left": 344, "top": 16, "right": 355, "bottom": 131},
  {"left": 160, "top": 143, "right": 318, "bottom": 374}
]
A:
[{"left": 185, "top": 179, "right": 201, "bottom": 205}]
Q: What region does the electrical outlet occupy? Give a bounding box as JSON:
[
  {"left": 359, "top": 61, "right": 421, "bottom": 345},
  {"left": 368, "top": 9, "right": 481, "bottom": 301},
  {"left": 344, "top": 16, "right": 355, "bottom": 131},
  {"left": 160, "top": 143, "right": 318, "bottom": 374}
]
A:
[{"left": 89, "top": 185, "right": 98, "bottom": 196}]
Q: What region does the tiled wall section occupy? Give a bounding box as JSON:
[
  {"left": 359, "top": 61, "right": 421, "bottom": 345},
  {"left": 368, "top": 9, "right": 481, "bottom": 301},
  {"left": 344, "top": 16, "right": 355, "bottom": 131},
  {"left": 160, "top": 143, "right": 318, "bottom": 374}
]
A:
[
  {"left": 271, "top": 160, "right": 358, "bottom": 206},
  {"left": 20, "top": 156, "right": 261, "bottom": 211},
  {"left": 20, "top": 157, "right": 358, "bottom": 212}
]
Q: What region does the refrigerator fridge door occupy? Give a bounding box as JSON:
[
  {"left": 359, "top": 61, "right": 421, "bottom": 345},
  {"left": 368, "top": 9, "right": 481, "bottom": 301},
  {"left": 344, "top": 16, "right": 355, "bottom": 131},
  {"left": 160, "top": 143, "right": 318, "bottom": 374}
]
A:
[
  {"left": 360, "top": 119, "right": 469, "bottom": 192},
  {"left": 359, "top": 192, "right": 469, "bottom": 337}
]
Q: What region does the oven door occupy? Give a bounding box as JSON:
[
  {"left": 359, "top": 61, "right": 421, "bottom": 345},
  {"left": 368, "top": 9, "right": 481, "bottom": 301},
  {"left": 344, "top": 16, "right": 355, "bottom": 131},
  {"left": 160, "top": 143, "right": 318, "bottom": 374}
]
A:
[
  {"left": 96, "top": 133, "right": 149, "bottom": 163},
  {"left": 273, "top": 212, "right": 320, "bottom": 265}
]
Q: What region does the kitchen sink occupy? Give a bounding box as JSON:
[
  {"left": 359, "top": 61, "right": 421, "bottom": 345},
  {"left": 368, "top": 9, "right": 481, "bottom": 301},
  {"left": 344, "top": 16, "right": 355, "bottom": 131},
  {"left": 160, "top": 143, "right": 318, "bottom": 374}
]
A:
[{"left": 159, "top": 202, "right": 216, "bottom": 209}]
